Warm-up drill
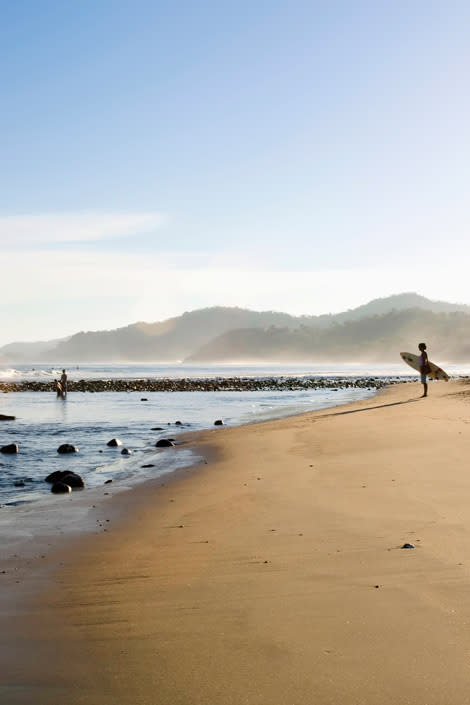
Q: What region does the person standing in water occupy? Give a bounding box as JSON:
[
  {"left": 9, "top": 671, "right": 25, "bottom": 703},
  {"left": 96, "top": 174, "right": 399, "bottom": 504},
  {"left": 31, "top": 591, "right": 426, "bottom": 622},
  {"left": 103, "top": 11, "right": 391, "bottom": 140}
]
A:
[
  {"left": 418, "top": 343, "right": 429, "bottom": 397},
  {"left": 60, "top": 369, "right": 68, "bottom": 397}
]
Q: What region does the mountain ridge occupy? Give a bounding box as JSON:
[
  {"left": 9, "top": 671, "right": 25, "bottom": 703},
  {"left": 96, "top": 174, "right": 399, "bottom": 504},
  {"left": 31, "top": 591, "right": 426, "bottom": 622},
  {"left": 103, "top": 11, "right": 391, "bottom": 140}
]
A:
[{"left": 2, "top": 293, "right": 470, "bottom": 362}]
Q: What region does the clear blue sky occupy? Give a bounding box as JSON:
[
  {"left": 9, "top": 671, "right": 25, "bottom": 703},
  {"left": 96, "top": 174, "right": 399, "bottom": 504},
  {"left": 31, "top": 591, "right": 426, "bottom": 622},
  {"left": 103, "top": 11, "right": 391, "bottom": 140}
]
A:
[{"left": 1, "top": 1, "right": 469, "bottom": 344}]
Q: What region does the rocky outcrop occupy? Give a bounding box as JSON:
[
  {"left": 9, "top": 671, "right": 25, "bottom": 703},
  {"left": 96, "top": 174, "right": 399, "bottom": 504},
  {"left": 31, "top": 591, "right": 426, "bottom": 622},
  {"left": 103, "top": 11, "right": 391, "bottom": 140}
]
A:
[
  {"left": 107, "top": 438, "right": 122, "bottom": 447},
  {"left": 0, "top": 414, "right": 15, "bottom": 420},
  {"left": 0, "top": 377, "right": 397, "bottom": 393}
]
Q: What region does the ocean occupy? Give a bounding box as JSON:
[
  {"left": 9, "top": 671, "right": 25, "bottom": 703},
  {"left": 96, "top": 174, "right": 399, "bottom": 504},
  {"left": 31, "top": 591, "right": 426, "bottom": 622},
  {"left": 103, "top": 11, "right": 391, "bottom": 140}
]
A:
[{"left": 0, "top": 362, "right": 466, "bottom": 513}]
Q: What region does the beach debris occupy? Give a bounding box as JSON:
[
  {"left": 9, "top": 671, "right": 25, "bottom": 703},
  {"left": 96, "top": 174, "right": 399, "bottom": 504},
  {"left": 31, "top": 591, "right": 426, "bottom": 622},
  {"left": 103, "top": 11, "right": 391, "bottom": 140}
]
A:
[
  {"left": 401, "top": 543, "right": 415, "bottom": 549},
  {"left": 155, "top": 439, "right": 175, "bottom": 448},
  {"left": 107, "top": 438, "right": 122, "bottom": 447},
  {"left": 1, "top": 443, "right": 18, "bottom": 454},
  {"left": 121, "top": 448, "right": 132, "bottom": 455},
  {"left": 51, "top": 482, "right": 72, "bottom": 494},
  {"left": 214, "top": 419, "right": 224, "bottom": 426},
  {"left": 141, "top": 464, "right": 155, "bottom": 468},
  {"left": 57, "top": 443, "right": 78, "bottom": 454},
  {"left": 0, "top": 414, "right": 15, "bottom": 420}
]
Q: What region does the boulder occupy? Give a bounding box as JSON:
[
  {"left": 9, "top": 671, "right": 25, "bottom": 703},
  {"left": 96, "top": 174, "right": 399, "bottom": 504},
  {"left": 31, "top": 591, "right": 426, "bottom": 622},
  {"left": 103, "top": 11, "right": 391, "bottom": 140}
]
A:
[
  {"left": 61, "top": 472, "right": 85, "bottom": 489},
  {"left": 214, "top": 419, "right": 224, "bottom": 426},
  {"left": 0, "top": 414, "right": 15, "bottom": 421},
  {"left": 107, "top": 438, "right": 122, "bottom": 447},
  {"left": 155, "top": 439, "right": 175, "bottom": 448},
  {"left": 151, "top": 427, "right": 163, "bottom": 431},
  {"left": 57, "top": 444, "right": 78, "bottom": 454},
  {"left": 14, "top": 480, "right": 25, "bottom": 487},
  {"left": 45, "top": 470, "right": 71, "bottom": 483},
  {"left": 121, "top": 448, "right": 132, "bottom": 455},
  {"left": 51, "top": 482, "right": 72, "bottom": 494},
  {"left": 1, "top": 443, "right": 18, "bottom": 454}
]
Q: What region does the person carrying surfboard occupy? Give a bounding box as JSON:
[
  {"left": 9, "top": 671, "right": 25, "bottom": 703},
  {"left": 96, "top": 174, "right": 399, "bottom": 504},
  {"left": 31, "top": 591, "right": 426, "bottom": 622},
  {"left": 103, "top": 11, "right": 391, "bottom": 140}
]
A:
[{"left": 418, "top": 342, "right": 430, "bottom": 397}]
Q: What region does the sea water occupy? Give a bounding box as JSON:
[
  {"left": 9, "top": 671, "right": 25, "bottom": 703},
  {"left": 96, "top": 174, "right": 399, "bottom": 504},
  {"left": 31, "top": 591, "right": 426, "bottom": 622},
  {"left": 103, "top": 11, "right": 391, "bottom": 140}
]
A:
[{"left": 0, "top": 362, "right": 466, "bottom": 511}]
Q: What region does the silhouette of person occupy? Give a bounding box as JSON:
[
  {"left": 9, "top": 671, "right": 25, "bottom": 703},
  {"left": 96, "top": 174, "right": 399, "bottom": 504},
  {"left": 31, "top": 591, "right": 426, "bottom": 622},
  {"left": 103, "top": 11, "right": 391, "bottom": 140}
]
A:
[
  {"left": 418, "top": 343, "right": 429, "bottom": 397},
  {"left": 60, "top": 369, "right": 68, "bottom": 397}
]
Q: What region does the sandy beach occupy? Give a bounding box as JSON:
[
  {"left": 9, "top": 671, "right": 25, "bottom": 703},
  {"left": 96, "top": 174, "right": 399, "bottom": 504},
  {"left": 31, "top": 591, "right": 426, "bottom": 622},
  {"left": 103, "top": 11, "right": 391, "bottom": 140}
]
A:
[{"left": 3, "top": 379, "right": 470, "bottom": 704}]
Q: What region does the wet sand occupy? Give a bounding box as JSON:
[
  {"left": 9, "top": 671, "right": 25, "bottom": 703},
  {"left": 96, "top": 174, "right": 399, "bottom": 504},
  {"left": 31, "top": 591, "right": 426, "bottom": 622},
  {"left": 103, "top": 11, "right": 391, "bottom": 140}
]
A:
[{"left": 3, "top": 379, "right": 470, "bottom": 704}]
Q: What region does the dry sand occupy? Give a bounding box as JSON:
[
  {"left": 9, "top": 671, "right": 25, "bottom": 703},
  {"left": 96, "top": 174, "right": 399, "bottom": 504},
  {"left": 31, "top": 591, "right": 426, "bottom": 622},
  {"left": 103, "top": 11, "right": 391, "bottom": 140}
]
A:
[{"left": 3, "top": 379, "right": 470, "bottom": 704}]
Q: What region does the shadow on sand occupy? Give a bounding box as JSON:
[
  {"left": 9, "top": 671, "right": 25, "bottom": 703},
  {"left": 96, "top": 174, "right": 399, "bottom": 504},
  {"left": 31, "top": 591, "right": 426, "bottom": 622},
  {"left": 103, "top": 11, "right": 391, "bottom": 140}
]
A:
[{"left": 317, "top": 398, "right": 420, "bottom": 418}]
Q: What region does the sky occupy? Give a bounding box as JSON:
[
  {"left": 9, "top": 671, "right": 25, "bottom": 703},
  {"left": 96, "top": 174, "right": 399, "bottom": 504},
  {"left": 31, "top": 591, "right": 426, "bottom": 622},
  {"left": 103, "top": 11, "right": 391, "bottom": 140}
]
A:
[{"left": 1, "top": 0, "right": 470, "bottom": 345}]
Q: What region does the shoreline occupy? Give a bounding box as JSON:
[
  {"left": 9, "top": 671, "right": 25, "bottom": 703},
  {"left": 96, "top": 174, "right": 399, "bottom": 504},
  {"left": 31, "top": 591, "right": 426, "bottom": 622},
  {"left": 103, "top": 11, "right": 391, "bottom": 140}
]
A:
[{"left": 3, "top": 379, "right": 470, "bottom": 703}]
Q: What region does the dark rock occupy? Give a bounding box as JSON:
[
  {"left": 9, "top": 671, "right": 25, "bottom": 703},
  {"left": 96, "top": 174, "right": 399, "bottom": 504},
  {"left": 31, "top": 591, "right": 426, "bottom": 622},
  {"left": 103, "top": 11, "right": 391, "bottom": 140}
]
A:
[
  {"left": 1, "top": 443, "right": 18, "bottom": 454},
  {"left": 175, "top": 421, "right": 182, "bottom": 425},
  {"left": 107, "top": 438, "right": 122, "bottom": 447},
  {"left": 214, "top": 419, "right": 224, "bottom": 426},
  {"left": 155, "top": 439, "right": 175, "bottom": 448},
  {"left": 401, "top": 543, "right": 415, "bottom": 549},
  {"left": 51, "top": 482, "right": 72, "bottom": 494},
  {"left": 14, "top": 480, "right": 25, "bottom": 487},
  {"left": 121, "top": 448, "right": 132, "bottom": 455},
  {"left": 45, "top": 470, "right": 71, "bottom": 483},
  {"left": 57, "top": 444, "right": 78, "bottom": 454},
  {"left": 104, "top": 479, "right": 113, "bottom": 484},
  {"left": 141, "top": 464, "right": 155, "bottom": 468},
  {"left": 151, "top": 427, "right": 163, "bottom": 431},
  {"left": 61, "top": 473, "right": 85, "bottom": 489},
  {"left": 0, "top": 414, "right": 15, "bottom": 421},
  {"left": 140, "top": 398, "right": 148, "bottom": 401}
]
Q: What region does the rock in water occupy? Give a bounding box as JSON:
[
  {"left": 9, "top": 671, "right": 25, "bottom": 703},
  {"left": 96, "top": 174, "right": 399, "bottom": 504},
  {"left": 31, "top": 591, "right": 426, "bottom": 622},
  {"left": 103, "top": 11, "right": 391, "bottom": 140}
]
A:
[
  {"left": 121, "top": 448, "right": 132, "bottom": 455},
  {"left": 214, "top": 419, "right": 224, "bottom": 426},
  {"left": 155, "top": 439, "right": 175, "bottom": 448},
  {"left": 61, "top": 473, "right": 85, "bottom": 489},
  {"left": 0, "top": 414, "right": 15, "bottom": 421},
  {"left": 57, "top": 444, "right": 79, "bottom": 454},
  {"left": 51, "top": 482, "right": 72, "bottom": 494},
  {"left": 107, "top": 438, "right": 122, "bottom": 447},
  {"left": 45, "top": 470, "right": 72, "bottom": 483},
  {"left": 1, "top": 443, "right": 19, "bottom": 454}
]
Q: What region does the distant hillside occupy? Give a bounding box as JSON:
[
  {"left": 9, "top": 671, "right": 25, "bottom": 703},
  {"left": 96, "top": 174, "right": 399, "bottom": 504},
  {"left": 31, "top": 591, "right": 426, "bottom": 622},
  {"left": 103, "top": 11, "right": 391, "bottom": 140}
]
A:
[
  {"left": 2, "top": 293, "right": 470, "bottom": 363},
  {"left": 186, "top": 309, "right": 470, "bottom": 363},
  {"left": 0, "top": 337, "right": 71, "bottom": 361},
  {"left": 39, "top": 307, "right": 302, "bottom": 362}
]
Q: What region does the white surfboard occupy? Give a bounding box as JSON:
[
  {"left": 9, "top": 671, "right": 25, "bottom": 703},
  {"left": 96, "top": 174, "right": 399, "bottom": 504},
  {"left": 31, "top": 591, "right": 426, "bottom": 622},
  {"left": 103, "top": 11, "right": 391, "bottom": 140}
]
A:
[{"left": 400, "top": 352, "right": 449, "bottom": 381}]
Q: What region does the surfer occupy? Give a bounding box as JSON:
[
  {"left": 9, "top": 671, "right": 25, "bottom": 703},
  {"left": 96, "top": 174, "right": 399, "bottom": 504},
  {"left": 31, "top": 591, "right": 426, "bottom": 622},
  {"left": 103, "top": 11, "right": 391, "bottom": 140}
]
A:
[
  {"left": 60, "top": 369, "right": 68, "bottom": 396},
  {"left": 418, "top": 343, "right": 430, "bottom": 397}
]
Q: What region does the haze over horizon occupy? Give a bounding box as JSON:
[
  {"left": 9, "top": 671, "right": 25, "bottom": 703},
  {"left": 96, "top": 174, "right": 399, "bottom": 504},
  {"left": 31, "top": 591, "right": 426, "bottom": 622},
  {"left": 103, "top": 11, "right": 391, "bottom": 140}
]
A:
[{"left": 2, "top": 1, "right": 469, "bottom": 347}]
